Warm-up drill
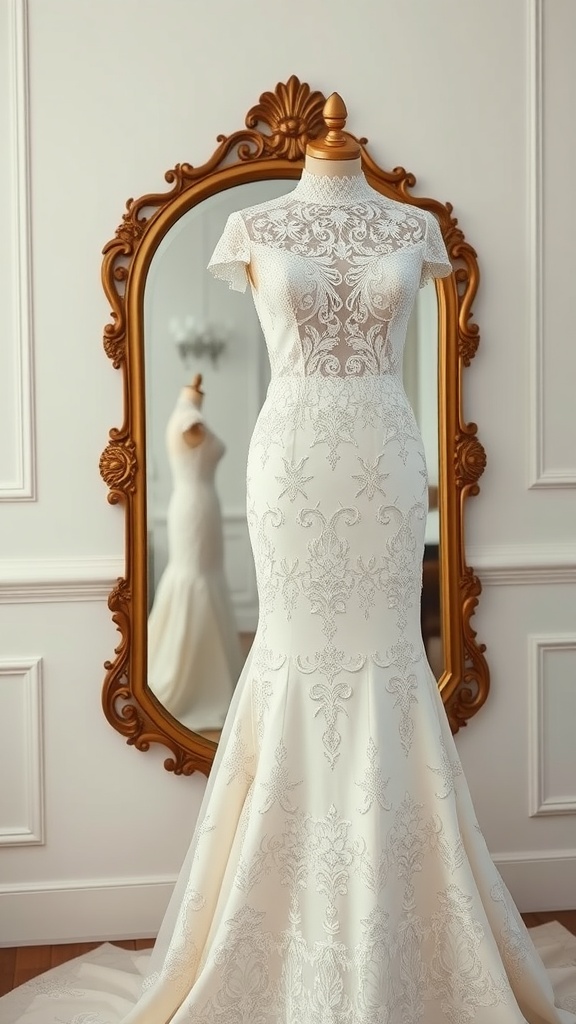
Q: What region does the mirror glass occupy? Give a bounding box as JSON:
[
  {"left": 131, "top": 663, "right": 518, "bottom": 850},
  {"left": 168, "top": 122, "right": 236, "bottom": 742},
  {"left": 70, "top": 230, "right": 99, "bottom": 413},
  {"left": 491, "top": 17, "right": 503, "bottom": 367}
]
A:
[{"left": 144, "top": 180, "right": 442, "bottom": 744}]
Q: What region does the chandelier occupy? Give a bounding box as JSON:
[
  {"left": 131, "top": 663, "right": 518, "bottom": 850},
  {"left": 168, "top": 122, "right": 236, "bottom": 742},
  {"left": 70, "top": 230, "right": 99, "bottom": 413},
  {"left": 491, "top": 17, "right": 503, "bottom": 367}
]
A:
[{"left": 169, "top": 316, "right": 229, "bottom": 368}]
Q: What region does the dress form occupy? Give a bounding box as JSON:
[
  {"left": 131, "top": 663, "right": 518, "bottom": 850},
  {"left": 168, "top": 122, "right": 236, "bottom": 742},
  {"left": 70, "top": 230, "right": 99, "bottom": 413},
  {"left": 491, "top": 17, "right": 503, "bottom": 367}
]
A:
[
  {"left": 146, "top": 373, "right": 242, "bottom": 733},
  {"left": 182, "top": 372, "right": 205, "bottom": 448},
  {"left": 249, "top": 94, "right": 361, "bottom": 290},
  {"left": 304, "top": 154, "right": 362, "bottom": 178},
  {"left": 304, "top": 92, "right": 362, "bottom": 178}
]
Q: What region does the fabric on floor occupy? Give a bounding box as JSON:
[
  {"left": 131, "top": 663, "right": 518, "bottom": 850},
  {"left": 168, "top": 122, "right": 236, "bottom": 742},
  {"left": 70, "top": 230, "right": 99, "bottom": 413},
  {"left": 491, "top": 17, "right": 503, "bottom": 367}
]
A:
[{"left": 0, "top": 923, "right": 575, "bottom": 1023}]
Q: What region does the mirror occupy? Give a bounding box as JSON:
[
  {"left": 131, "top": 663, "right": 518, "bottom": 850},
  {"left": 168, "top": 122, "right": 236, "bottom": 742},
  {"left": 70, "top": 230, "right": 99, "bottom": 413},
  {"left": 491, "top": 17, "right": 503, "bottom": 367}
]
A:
[{"left": 100, "top": 76, "right": 488, "bottom": 775}]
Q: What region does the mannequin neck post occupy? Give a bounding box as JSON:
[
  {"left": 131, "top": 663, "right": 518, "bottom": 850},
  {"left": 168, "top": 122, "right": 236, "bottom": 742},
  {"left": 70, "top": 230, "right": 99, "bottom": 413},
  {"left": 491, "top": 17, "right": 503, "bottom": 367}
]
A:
[{"left": 304, "top": 154, "right": 363, "bottom": 179}]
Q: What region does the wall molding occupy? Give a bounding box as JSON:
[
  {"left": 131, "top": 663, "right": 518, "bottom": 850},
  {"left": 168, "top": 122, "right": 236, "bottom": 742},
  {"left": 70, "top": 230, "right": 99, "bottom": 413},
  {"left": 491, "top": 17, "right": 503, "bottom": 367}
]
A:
[
  {"left": 0, "top": 657, "right": 44, "bottom": 845},
  {"left": 493, "top": 847, "right": 576, "bottom": 866},
  {"left": 0, "top": 875, "right": 175, "bottom": 945},
  {"left": 0, "top": 872, "right": 177, "bottom": 895},
  {"left": 528, "top": 0, "right": 576, "bottom": 488},
  {"left": 527, "top": 0, "right": 544, "bottom": 487},
  {"left": 493, "top": 849, "right": 576, "bottom": 912},
  {"left": 2, "top": 545, "right": 575, "bottom": 602},
  {"left": 0, "top": 556, "right": 124, "bottom": 603},
  {"left": 528, "top": 634, "right": 576, "bottom": 816},
  {"left": 0, "top": 0, "right": 36, "bottom": 501},
  {"left": 3, "top": 850, "right": 576, "bottom": 941},
  {"left": 468, "top": 543, "right": 576, "bottom": 585}
]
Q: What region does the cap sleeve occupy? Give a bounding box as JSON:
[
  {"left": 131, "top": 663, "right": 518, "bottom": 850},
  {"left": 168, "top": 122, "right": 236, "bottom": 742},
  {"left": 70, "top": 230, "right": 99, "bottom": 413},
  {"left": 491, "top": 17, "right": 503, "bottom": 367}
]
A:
[
  {"left": 420, "top": 212, "right": 452, "bottom": 288},
  {"left": 207, "top": 211, "right": 251, "bottom": 293},
  {"left": 177, "top": 403, "right": 203, "bottom": 434}
]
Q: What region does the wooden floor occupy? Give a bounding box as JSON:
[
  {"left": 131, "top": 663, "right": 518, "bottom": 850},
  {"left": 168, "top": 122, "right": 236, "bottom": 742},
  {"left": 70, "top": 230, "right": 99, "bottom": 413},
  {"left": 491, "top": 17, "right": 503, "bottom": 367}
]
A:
[
  {"left": 0, "top": 938, "right": 153, "bottom": 998},
  {"left": 0, "top": 912, "right": 575, "bottom": 998}
]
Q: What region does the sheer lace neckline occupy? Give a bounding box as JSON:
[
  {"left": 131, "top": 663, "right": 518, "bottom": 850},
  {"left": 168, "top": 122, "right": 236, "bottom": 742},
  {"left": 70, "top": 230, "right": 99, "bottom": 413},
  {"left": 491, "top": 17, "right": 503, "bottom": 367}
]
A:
[{"left": 291, "top": 169, "right": 378, "bottom": 206}]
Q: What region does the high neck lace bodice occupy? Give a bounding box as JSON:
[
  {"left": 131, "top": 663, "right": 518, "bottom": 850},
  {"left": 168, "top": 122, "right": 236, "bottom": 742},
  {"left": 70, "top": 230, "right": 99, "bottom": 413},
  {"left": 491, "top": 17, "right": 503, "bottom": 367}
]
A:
[
  {"left": 207, "top": 174, "right": 452, "bottom": 378},
  {"left": 291, "top": 168, "right": 378, "bottom": 206}
]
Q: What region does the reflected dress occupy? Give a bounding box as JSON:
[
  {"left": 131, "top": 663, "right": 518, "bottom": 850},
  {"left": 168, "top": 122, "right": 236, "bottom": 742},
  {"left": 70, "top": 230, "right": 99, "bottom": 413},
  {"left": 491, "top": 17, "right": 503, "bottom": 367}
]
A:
[
  {"left": 122, "top": 171, "right": 575, "bottom": 1024},
  {"left": 147, "top": 391, "right": 242, "bottom": 733}
]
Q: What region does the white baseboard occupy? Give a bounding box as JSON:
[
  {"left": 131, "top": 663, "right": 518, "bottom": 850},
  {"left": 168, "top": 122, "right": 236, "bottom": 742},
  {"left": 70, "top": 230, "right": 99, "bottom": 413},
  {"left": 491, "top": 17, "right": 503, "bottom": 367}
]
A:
[
  {"left": 0, "top": 876, "right": 175, "bottom": 946},
  {"left": 2, "top": 853, "right": 575, "bottom": 944},
  {"left": 493, "top": 850, "right": 576, "bottom": 912}
]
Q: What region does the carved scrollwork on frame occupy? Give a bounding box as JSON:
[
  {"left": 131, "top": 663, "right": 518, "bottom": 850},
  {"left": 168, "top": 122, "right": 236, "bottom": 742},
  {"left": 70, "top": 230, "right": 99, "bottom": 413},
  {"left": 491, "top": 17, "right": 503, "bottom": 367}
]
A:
[
  {"left": 455, "top": 436, "right": 487, "bottom": 491},
  {"left": 100, "top": 75, "right": 489, "bottom": 776},
  {"left": 99, "top": 438, "right": 137, "bottom": 502}
]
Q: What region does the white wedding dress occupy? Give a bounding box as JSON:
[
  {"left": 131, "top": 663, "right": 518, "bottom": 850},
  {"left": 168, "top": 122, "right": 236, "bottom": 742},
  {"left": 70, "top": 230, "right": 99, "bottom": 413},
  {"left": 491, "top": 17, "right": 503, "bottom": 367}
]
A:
[
  {"left": 147, "top": 391, "right": 242, "bottom": 733},
  {"left": 2, "top": 170, "right": 575, "bottom": 1024}
]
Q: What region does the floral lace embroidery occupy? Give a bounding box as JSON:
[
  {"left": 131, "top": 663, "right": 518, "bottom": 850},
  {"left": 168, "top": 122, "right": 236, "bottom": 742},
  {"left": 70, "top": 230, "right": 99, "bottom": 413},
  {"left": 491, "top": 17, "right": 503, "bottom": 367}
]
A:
[
  {"left": 355, "top": 737, "right": 391, "bottom": 813},
  {"left": 258, "top": 740, "right": 303, "bottom": 814},
  {"left": 427, "top": 733, "right": 464, "bottom": 799},
  {"left": 275, "top": 455, "right": 313, "bottom": 502},
  {"left": 490, "top": 879, "right": 534, "bottom": 981},
  {"left": 222, "top": 717, "right": 255, "bottom": 786},
  {"left": 208, "top": 170, "right": 451, "bottom": 380},
  {"left": 298, "top": 644, "right": 365, "bottom": 768},
  {"left": 429, "top": 886, "right": 509, "bottom": 1021},
  {"left": 116, "top": 172, "right": 561, "bottom": 1024}
]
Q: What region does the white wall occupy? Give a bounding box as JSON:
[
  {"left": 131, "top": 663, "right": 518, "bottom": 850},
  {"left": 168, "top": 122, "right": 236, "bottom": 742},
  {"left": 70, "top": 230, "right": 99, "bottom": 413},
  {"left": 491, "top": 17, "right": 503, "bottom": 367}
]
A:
[{"left": 0, "top": 0, "right": 574, "bottom": 944}]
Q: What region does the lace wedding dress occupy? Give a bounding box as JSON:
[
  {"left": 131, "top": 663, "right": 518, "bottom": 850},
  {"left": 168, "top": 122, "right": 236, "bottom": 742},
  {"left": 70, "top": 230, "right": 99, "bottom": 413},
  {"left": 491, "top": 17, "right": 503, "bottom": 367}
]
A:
[
  {"left": 2, "top": 170, "right": 575, "bottom": 1024},
  {"left": 147, "top": 390, "right": 242, "bottom": 733},
  {"left": 121, "top": 171, "right": 576, "bottom": 1024}
]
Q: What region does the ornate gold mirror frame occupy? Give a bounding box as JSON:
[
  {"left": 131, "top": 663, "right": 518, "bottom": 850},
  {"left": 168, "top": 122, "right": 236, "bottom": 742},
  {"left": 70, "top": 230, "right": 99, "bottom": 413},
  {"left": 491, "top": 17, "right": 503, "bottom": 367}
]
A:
[{"left": 100, "top": 76, "right": 489, "bottom": 776}]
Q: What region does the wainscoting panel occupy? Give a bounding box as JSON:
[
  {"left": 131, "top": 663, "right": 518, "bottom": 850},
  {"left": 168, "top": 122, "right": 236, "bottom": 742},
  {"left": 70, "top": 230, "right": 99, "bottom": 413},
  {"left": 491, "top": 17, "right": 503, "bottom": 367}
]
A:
[
  {"left": 529, "top": 0, "right": 576, "bottom": 488},
  {"left": 0, "top": 0, "right": 35, "bottom": 501},
  {"left": 0, "top": 657, "right": 43, "bottom": 845},
  {"left": 529, "top": 635, "right": 576, "bottom": 816}
]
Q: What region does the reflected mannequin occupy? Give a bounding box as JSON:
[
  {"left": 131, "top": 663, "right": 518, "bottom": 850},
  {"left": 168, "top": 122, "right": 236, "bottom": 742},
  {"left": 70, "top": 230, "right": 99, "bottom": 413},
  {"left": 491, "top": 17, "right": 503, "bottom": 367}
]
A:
[{"left": 147, "top": 373, "right": 243, "bottom": 736}]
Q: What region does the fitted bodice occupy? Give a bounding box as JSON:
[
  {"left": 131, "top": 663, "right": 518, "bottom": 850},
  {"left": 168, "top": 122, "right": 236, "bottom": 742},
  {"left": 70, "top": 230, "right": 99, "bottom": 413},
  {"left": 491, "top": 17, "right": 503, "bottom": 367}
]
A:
[
  {"left": 208, "top": 170, "right": 452, "bottom": 380},
  {"left": 165, "top": 394, "right": 225, "bottom": 489}
]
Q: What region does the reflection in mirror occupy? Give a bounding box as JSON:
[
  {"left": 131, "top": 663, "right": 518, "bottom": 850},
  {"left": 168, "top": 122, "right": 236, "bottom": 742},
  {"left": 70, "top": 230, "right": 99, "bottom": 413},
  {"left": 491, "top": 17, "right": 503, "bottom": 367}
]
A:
[
  {"left": 146, "top": 369, "right": 244, "bottom": 740},
  {"left": 144, "top": 180, "right": 442, "bottom": 745},
  {"left": 402, "top": 281, "right": 442, "bottom": 681}
]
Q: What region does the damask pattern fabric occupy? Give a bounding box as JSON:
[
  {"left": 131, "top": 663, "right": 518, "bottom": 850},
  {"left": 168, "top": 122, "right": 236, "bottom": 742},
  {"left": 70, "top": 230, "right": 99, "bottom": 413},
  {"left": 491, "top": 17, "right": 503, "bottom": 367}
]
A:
[
  {"left": 119, "top": 171, "right": 574, "bottom": 1024},
  {"left": 2, "top": 171, "right": 574, "bottom": 1024}
]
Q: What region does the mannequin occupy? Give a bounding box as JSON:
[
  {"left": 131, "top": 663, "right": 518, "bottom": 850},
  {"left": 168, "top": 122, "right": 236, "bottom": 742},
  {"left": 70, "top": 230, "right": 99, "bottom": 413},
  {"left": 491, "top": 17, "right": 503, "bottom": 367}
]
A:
[
  {"left": 182, "top": 372, "right": 206, "bottom": 448},
  {"left": 304, "top": 91, "right": 362, "bottom": 177},
  {"left": 147, "top": 373, "right": 242, "bottom": 734},
  {"left": 247, "top": 94, "right": 360, "bottom": 290}
]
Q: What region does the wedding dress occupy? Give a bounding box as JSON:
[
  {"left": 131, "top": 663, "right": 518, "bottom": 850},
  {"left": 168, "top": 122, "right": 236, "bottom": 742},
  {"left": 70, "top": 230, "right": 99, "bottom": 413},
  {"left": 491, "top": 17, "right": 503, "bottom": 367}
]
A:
[
  {"left": 122, "top": 170, "right": 576, "bottom": 1024},
  {"left": 2, "top": 170, "right": 575, "bottom": 1024},
  {"left": 147, "top": 391, "right": 242, "bottom": 733}
]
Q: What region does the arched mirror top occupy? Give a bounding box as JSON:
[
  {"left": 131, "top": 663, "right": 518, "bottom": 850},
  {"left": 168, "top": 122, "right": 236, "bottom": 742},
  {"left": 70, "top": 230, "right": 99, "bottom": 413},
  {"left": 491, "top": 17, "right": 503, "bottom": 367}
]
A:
[{"left": 100, "top": 76, "right": 488, "bottom": 776}]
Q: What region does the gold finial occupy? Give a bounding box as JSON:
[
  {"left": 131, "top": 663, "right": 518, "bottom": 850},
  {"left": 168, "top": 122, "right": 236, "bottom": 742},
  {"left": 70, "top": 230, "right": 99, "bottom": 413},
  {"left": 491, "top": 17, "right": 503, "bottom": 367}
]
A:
[{"left": 305, "top": 92, "right": 361, "bottom": 161}]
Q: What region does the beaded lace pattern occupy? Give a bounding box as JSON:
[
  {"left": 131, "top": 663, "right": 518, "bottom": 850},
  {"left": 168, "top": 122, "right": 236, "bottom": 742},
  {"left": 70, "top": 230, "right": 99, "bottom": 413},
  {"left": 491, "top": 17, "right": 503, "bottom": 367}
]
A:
[
  {"left": 113, "top": 174, "right": 560, "bottom": 1024},
  {"left": 208, "top": 170, "right": 452, "bottom": 379}
]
